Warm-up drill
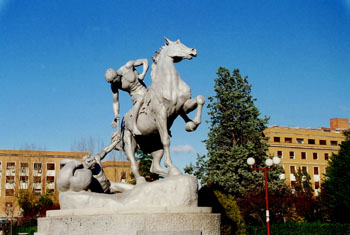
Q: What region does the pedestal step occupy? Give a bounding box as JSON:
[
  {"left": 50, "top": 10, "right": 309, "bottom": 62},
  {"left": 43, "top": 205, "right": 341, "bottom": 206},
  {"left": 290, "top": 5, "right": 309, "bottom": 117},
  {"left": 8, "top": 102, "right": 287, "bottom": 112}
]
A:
[{"left": 36, "top": 207, "right": 220, "bottom": 235}]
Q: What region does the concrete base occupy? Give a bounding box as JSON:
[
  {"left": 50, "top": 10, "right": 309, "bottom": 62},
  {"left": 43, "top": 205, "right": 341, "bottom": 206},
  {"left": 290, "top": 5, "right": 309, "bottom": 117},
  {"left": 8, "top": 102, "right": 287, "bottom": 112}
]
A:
[{"left": 36, "top": 207, "right": 220, "bottom": 235}]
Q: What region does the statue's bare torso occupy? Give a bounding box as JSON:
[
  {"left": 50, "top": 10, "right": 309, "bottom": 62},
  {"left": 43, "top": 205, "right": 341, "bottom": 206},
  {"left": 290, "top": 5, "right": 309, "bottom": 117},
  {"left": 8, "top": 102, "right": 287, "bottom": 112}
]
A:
[{"left": 112, "top": 61, "right": 147, "bottom": 104}]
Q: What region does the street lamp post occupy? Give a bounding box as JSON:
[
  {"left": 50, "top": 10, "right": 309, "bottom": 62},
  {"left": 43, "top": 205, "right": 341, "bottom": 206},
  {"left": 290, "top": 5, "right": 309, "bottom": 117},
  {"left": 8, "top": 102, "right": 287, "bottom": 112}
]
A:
[{"left": 247, "top": 156, "right": 280, "bottom": 235}]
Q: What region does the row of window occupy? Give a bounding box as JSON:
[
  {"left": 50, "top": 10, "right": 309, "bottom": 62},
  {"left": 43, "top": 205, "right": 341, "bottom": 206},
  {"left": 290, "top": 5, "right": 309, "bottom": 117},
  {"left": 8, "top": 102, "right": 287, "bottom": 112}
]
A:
[
  {"left": 1, "top": 162, "right": 56, "bottom": 173},
  {"left": 273, "top": 137, "right": 338, "bottom": 146},
  {"left": 290, "top": 180, "right": 320, "bottom": 190},
  {"left": 277, "top": 150, "right": 329, "bottom": 160},
  {"left": 289, "top": 165, "right": 321, "bottom": 175},
  {"left": 4, "top": 174, "right": 55, "bottom": 197},
  {"left": 5, "top": 175, "right": 55, "bottom": 184},
  {"left": 289, "top": 166, "right": 322, "bottom": 190},
  {"left": 0, "top": 162, "right": 56, "bottom": 197}
]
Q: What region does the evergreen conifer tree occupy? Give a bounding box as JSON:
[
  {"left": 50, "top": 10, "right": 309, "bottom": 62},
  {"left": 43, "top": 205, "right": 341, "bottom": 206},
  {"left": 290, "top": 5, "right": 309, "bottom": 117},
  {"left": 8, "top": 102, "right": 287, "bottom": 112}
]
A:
[
  {"left": 196, "top": 67, "right": 283, "bottom": 196},
  {"left": 322, "top": 130, "right": 350, "bottom": 222}
]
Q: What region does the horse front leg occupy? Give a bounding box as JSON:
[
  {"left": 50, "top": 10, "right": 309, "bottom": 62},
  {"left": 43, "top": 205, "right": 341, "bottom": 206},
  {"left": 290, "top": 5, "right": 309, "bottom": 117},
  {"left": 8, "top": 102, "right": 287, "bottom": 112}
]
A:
[
  {"left": 123, "top": 129, "right": 146, "bottom": 184},
  {"left": 181, "top": 95, "right": 205, "bottom": 132},
  {"left": 156, "top": 110, "right": 182, "bottom": 176}
]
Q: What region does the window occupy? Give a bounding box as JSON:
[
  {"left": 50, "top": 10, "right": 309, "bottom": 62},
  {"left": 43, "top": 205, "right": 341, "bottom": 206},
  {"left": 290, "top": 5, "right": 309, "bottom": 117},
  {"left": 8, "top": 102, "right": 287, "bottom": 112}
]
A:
[
  {"left": 277, "top": 151, "right": 283, "bottom": 158},
  {"left": 313, "top": 152, "right": 318, "bottom": 160},
  {"left": 315, "top": 182, "right": 320, "bottom": 190},
  {"left": 6, "top": 162, "right": 15, "bottom": 169},
  {"left": 6, "top": 176, "right": 14, "bottom": 184},
  {"left": 301, "top": 152, "right": 307, "bottom": 160},
  {"left": 46, "top": 176, "right": 55, "bottom": 183},
  {"left": 120, "top": 171, "right": 127, "bottom": 182},
  {"left": 308, "top": 139, "right": 315, "bottom": 144},
  {"left": 33, "top": 176, "right": 41, "bottom": 183},
  {"left": 319, "top": 140, "right": 326, "bottom": 145},
  {"left": 274, "top": 137, "right": 280, "bottom": 142},
  {"left": 324, "top": 153, "right": 329, "bottom": 161},
  {"left": 47, "top": 189, "right": 54, "bottom": 195},
  {"left": 290, "top": 166, "right": 296, "bottom": 174},
  {"left": 5, "top": 189, "right": 14, "bottom": 196},
  {"left": 33, "top": 189, "right": 41, "bottom": 196},
  {"left": 34, "top": 163, "right": 42, "bottom": 170},
  {"left": 47, "top": 163, "right": 55, "bottom": 171},
  {"left": 289, "top": 151, "right": 295, "bottom": 159},
  {"left": 20, "top": 176, "right": 28, "bottom": 183},
  {"left": 302, "top": 166, "right": 307, "bottom": 173},
  {"left": 285, "top": 137, "right": 292, "bottom": 143},
  {"left": 6, "top": 162, "right": 15, "bottom": 174},
  {"left": 34, "top": 163, "right": 42, "bottom": 174},
  {"left": 314, "top": 167, "right": 319, "bottom": 175},
  {"left": 5, "top": 202, "right": 13, "bottom": 215},
  {"left": 20, "top": 163, "right": 29, "bottom": 174},
  {"left": 331, "top": 141, "right": 338, "bottom": 146},
  {"left": 296, "top": 138, "right": 304, "bottom": 144},
  {"left": 20, "top": 163, "right": 28, "bottom": 168}
]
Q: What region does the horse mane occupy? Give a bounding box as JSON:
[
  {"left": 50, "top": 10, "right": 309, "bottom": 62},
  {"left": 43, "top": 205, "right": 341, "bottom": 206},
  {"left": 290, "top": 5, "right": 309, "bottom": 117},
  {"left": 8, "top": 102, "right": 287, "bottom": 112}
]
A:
[{"left": 151, "top": 45, "right": 167, "bottom": 81}]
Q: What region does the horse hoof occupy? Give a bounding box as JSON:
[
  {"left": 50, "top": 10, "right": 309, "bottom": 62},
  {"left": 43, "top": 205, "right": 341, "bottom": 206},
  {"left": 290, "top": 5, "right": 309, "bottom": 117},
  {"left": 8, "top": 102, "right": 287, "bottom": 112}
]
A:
[
  {"left": 197, "top": 95, "right": 205, "bottom": 105},
  {"left": 136, "top": 176, "right": 146, "bottom": 184},
  {"left": 185, "top": 122, "right": 197, "bottom": 132}
]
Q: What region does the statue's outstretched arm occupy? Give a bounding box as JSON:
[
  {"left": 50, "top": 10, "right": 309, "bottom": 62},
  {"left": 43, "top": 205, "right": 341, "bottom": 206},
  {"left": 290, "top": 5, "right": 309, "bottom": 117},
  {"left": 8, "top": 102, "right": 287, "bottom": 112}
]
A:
[
  {"left": 111, "top": 83, "right": 120, "bottom": 129},
  {"left": 134, "top": 59, "right": 149, "bottom": 81},
  {"left": 94, "top": 139, "right": 118, "bottom": 162}
]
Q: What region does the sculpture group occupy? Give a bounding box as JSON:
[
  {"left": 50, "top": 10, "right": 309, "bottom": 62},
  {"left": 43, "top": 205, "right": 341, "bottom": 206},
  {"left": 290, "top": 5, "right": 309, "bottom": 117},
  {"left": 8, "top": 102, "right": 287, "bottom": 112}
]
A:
[{"left": 58, "top": 37, "right": 205, "bottom": 195}]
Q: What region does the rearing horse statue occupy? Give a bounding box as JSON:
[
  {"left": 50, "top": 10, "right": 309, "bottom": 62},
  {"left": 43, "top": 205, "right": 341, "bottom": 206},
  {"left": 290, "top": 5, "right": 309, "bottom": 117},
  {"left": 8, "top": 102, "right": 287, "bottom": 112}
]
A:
[{"left": 121, "top": 37, "right": 205, "bottom": 184}]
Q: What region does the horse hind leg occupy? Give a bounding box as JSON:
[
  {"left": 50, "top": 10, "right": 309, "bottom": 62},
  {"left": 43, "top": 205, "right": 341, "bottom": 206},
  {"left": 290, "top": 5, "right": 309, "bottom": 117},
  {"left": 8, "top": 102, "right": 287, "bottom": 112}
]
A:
[{"left": 182, "top": 95, "right": 205, "bottom": 132}]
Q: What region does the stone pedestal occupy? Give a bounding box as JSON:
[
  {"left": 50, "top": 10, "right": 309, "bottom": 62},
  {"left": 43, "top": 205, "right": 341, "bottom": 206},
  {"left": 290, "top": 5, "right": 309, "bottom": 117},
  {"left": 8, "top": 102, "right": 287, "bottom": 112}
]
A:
[
  {"left": 38, "top": 176, "right": 220, "bottom": 234},
  {"left": 36, "top": 207, "right": 220, "bottom": 235}
]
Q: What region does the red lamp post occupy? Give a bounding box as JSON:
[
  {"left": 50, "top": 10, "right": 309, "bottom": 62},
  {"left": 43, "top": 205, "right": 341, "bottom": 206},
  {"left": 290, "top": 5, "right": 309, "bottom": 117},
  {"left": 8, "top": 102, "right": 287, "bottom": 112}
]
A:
[{"left": 247, "top": 157, "right": 280, "bottom": 235}]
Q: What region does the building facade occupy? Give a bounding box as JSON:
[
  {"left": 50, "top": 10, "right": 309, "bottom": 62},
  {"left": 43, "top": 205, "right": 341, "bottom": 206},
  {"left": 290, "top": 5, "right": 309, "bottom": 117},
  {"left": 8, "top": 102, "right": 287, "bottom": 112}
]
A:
[
  {"left": 265, "top": 118, "right": 349, "bottom": 195},
  {"left": 0, "top": 150, "right": 132, "bottom": 218}
]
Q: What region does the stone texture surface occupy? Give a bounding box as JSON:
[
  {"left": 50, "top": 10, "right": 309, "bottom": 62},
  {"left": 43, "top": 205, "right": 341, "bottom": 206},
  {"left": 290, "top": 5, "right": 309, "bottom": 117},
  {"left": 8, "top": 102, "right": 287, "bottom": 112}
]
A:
[
  {"left": 59, "top": 175, "right": 198, "bottom": 209},
  {"left": 37, "top": 210, "right": 220, "bottom": 235},
  {"left": 47, "top": 206, "right": 212, "bottom": 217}
]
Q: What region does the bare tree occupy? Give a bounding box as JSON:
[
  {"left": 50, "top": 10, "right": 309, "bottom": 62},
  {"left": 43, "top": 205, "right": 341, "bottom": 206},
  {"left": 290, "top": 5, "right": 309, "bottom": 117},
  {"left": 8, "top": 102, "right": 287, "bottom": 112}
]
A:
[{"left": 70, "top": 136, "right": 105, "bottom": 155}]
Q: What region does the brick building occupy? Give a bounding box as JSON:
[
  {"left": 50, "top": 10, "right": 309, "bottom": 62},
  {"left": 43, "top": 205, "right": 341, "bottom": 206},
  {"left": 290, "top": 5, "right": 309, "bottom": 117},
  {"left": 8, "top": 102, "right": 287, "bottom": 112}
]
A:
[
  {"left": 0, "top": 150, "right": 132, "bottom": 218},
  {"left": 264, "top": 118, "right": 349, "bottom": 195}
]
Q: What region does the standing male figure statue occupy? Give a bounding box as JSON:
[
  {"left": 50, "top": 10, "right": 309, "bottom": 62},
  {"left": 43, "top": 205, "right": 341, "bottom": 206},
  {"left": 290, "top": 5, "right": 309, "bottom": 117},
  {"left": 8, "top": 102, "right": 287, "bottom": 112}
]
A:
[{"left": 105, "top": 59, "right": 149, "bottom": 137}]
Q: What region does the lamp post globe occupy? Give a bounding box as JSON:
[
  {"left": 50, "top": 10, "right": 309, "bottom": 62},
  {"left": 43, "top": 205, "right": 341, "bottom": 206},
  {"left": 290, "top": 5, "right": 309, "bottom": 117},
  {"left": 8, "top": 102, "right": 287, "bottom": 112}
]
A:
[
  {"left": 265, "top": 158, "right": 273, "bottom": 167},
  {"left": 272, "top": 156, "right": 281, "bottom": 165},
  {"left": 247, "top": 157, "right": 255, "bottom": 166}
]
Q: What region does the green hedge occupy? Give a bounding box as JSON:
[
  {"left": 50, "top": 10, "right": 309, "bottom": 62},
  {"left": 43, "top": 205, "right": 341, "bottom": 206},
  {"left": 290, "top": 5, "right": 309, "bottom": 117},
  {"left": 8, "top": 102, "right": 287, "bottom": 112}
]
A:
[
  {"left": 5, "top": 225, "right": 37, "bottom": 235},
  {"left": 246, "top": 223, "right": 350, "bottom": 235}
]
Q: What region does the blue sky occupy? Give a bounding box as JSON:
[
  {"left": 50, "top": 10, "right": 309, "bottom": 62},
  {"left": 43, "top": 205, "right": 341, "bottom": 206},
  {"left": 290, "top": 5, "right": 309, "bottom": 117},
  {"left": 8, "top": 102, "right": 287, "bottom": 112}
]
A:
[{"left": 1, "top": 0, "right": 350, "bottom": 171}]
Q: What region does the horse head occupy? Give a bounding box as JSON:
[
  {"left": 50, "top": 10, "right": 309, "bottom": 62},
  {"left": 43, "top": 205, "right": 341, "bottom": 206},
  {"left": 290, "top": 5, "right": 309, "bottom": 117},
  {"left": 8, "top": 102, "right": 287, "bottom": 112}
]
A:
[{"left": 163, "top": 37, "right": 197, "bottom": 63}]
